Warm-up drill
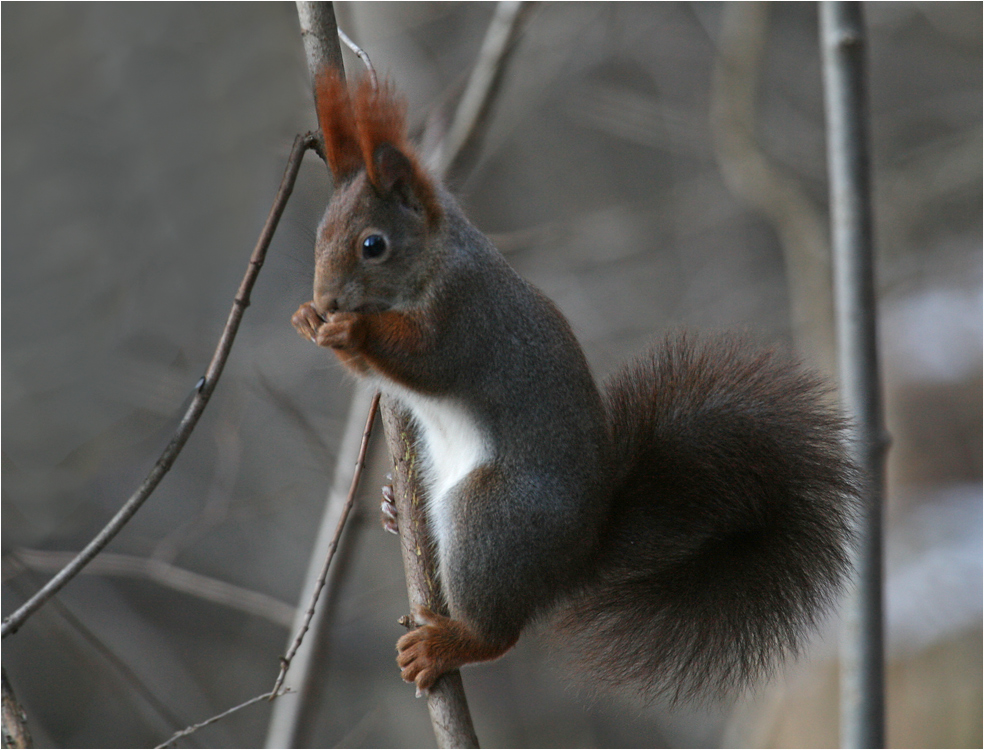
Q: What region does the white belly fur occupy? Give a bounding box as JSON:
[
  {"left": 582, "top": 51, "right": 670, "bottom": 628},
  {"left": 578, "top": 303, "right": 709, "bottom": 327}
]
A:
[{"left": 378, "top": 382, "right": 490, "bottom": 556}]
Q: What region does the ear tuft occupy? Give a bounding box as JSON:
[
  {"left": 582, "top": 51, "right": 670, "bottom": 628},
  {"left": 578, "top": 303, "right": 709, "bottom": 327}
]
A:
[
  {"left": 314, "top": 69, "right": 362, "bottom": 180},
  {"left": 315, "top": 71, "right": 442, "bottom": 226},
  {"left": 352, "top": 78, "right": 443, "bottom": 227}
]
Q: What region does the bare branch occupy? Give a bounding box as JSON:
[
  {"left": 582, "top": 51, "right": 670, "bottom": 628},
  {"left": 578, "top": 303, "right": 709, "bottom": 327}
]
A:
[
  {"left": 9, "top": 549, "right": 296, "bottom": 629},
  {"left": 0, "top": 131, "right": 320, "bottom": 640},
  {"left": 430, "top": 0, "right": 533, "bottom": 177},
  {"left": 381, "top": 400, "right": 479, "bottom": 749},
  {"left": 821, "top": 3, "right": 887, "bottom": 746},
  {"left": 264, "top": 387, "right": 375, "bottom": 748},
  {"left": 155, "top": 689, "right": 293, "bottom": 750},
  {"left": 295, "top": 2, "right": 344, "bottom": 87},
  {"left": 270, "top": 392, "right": 380, "bottom": 697},
  {"left": 710, "top": 2, "right": 835, "bottom": 370}
]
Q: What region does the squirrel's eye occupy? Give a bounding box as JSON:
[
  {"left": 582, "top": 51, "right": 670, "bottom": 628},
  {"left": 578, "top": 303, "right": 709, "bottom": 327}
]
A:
[{"left": 362, "top": 234, "right": 388, "bottom": 260}]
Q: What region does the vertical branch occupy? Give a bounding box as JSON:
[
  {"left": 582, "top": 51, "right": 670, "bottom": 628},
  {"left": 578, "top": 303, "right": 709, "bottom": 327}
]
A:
[
  {"left": 296, "top": 2, "right": 344, "bottom": 89},
  {"left": 282, "top": 4, "right": 480, "bottom": 747},
  {"left": 381, "top": 400, "right": 480, "bottom": 749},
  {"left": 819, "top": 3, "right": 887, "bottom": 748}
]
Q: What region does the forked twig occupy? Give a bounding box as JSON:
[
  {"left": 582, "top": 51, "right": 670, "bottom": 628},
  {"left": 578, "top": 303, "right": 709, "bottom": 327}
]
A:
[
  {"left": 270, "top": 392, "right": 380, "bottom": 696},
  {"left": 0, "top": 131, "right": 320, "bottom": 641},
  {"left": 152, "top": 386, "right": 376, "bottom": 747}
]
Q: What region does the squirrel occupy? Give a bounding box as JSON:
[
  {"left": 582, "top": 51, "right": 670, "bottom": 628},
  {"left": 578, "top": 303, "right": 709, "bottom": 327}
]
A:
[{"left": 292, "top": 71, "right": 858, "bottom": 703}]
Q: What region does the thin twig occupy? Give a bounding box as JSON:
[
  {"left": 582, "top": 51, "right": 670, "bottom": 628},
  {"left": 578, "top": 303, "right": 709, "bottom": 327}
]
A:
[
  {"left": 270, "top": 391, "right": 380, "bottom": 697},
  {"left": 263, "top": 388, "right": 374, "bottom": 748},
  {"left": 155, "top": 689, "right": 293, "bottom": 749},
  {"left": 8, "top": 549, "right": 296, "bottom": 629},
  {"left": 0, "top": 132, "right": 320, "bottom": 641},
  {"left": 338, "top": 26, "right": 377, "bottom": 88}
]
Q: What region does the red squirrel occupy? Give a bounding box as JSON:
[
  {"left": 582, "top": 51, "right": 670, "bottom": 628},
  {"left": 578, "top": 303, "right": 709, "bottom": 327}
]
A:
[{"left": 292, "top": 72, "right": 857, "bottom": 702}]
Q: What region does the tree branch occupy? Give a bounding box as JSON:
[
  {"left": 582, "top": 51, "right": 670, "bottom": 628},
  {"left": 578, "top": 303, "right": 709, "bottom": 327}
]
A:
[
  {"left": 8, "top": 549, "right": 296, "bottom": 629},
  {"left": 2, "top": 669, "right": 32, "bottom": 750},
  {"left": 153, "top": 390, "right": 379, "bottom": 750},
  {"left": 430, "top": 0, "right": 533, "bottom": 178},
  {"left": 1, "top": 131, "right": 319, "bottom": 641},
  {"left": 337, "top": 26, "right": 377, "bottom": 89},
  {"left": 381, "top": 400, "right": 479, "bottom": 748},
  {"left": 270, "top": 392, "right": 380, "bottom": 697},
  {"left": 710, "top": 1, "right": 835, "bottom": 370},
  {"left": 820, "top": 3, "right": 887, "bottom": 746}
]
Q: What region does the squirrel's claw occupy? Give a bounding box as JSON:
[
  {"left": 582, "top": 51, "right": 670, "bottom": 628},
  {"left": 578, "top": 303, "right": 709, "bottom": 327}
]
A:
[{"left": 381, "top": 484, "right": 398, "bottom": 534}]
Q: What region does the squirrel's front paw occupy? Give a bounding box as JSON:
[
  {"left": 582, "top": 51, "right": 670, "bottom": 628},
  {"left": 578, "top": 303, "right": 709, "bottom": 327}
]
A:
[
  {"left": 396, "top": 606, "right": 449, "bottom": 695},
  {"left": 315, "top": 311, "right": 363, "bottom": 350},
  {"left": 291, "top": 301, "right": 325, "bottom": 344}
]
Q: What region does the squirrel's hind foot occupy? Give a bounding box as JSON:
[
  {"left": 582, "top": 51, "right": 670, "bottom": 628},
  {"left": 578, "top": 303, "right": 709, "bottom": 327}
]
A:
[
  {"left": 381, "top": 483, "right": 398, "bottom": 534},
  {"left": 396, "top": 605, "right": 518, "bottom": 694}
]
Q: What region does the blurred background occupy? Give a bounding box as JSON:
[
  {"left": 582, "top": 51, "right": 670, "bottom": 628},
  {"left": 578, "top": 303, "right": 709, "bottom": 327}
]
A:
[{"left": 2, "top": 2, "right": 980, "bottom": 747}]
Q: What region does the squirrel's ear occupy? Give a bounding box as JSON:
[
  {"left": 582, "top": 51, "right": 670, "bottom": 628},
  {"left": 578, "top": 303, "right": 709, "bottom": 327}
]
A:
[
  {"left": 372, "top": 143, "right": 442, "bottom": 227},
  {"left": 373, "top": 143, "right": 418, "bottom": 204}
]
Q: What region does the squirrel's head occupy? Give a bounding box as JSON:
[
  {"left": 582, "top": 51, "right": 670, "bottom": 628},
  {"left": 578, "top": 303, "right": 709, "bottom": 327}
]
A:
[{"left": 311, "top": 71, "right": 443, "bottom": 317}]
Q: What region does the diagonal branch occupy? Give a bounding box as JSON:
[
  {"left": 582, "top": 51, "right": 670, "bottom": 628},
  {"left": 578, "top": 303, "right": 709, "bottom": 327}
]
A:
[
  {"left": 155, "top": 689, "right": 292, "bottom": 750},
  {"left": 157, "top": 392, "right": 378, "bottom": 749},
  {"left": 270, "top": 392, "right": 380, "bottom": 696},
  {"left": 430, "top": 0, "right": 533, "bottom": 178},
  {"left": 338, "top": 26, "right": 377, "bottom": 89},
  {"left": 1, "top": 131, "right": 320, "bottom": 640},
  {"left": 8, "top": 549, "right": 296, "bottom": 629}
]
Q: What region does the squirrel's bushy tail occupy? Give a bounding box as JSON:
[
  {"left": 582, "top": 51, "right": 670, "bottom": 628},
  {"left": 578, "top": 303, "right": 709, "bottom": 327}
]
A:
[{"left": 556, "top": 334, "right": 858, "bottom": 703}]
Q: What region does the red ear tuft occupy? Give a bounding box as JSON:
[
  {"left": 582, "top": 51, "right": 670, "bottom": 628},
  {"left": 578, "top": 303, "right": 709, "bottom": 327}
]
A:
[
  {"left": 314, "top": 69, "right": 362, "bottom": 180},
  {"left": 352, "top": 77, "right": 442, "bottom": 227}
]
